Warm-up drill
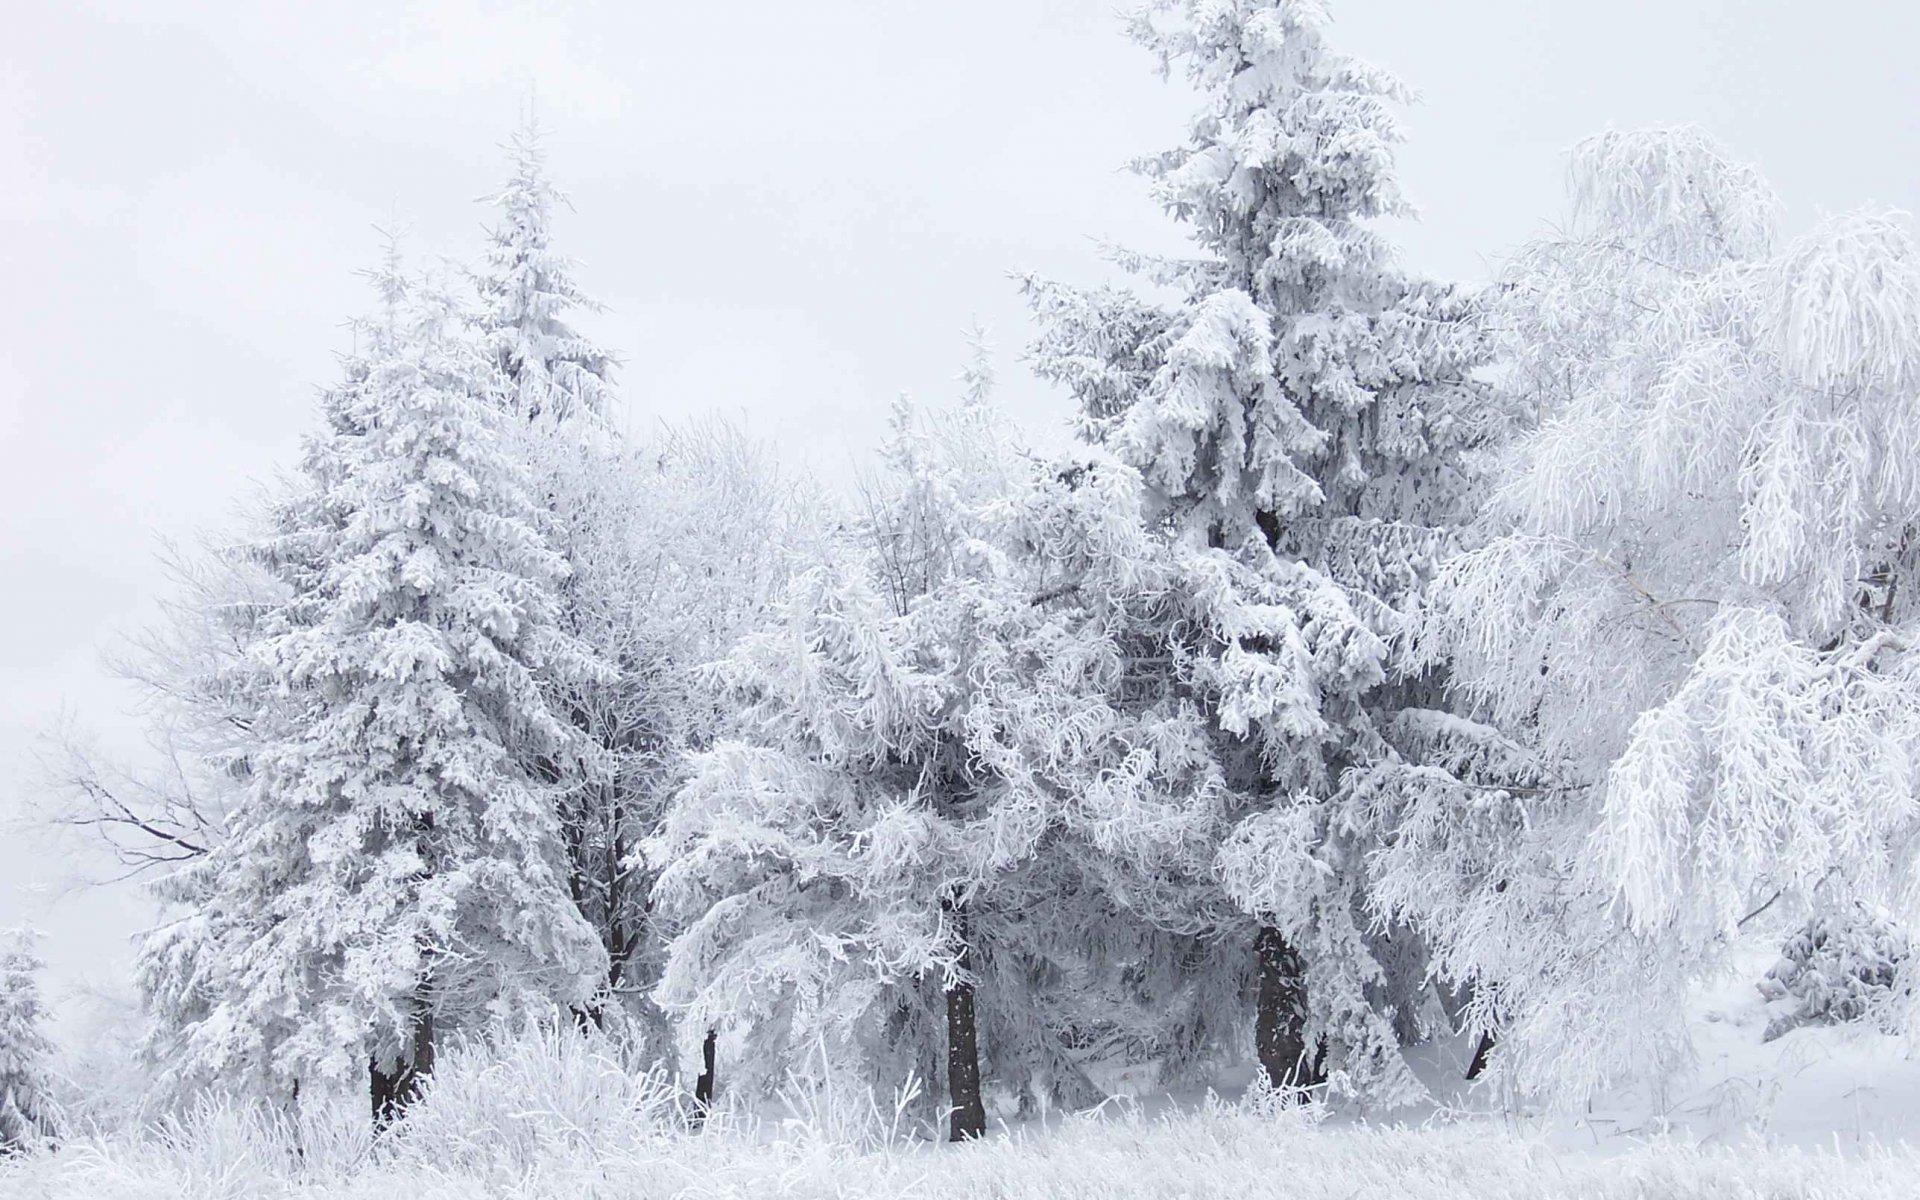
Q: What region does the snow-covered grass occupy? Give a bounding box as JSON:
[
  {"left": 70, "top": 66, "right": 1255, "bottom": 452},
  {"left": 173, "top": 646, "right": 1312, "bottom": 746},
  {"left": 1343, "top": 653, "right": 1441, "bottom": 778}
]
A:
[
  {"left": 9, "top": 1097, "right": 1919, "bottom": 1199},
  {"left": 7, "top": 1023, "right": 1920, "bottom": 1200}
]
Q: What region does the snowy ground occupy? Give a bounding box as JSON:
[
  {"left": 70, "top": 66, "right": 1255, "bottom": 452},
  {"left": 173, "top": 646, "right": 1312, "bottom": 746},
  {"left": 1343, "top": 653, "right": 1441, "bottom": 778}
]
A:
[
  {"left": 1536, "top": 944, "right": 1920, "bottom": 1153},
  {"left": 7, "top": 1101, "right": 1919, "bottom": 1200},
  {"left": 9, "top": 956, "right": 1920, "bottom": 1199}
]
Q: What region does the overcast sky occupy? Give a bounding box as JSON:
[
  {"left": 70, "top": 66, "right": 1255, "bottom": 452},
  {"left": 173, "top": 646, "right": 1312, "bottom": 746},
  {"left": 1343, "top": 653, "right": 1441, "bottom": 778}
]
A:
[{"left": 6, "top": 0, "right": 1920, "bottom": 1037}]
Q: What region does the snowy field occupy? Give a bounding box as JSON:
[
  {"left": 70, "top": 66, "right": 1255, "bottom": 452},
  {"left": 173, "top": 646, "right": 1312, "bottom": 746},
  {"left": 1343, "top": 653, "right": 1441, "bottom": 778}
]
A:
[
  {"left": 8, "top": 998, "right": 1920, "bottom": 1200},
  {"left": 8, "top": 1102, "right": 1918, "bottom": 1200}
]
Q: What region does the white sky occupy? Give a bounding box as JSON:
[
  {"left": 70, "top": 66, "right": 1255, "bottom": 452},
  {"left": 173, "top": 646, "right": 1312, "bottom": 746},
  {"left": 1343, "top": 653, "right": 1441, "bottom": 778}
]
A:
[{"left": 6, "top": 0, "right": 1920, "bottom": 1038}]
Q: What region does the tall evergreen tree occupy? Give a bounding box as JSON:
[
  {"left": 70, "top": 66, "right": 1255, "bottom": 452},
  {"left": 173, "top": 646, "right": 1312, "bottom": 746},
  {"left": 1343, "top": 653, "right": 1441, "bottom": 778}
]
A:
[
  {"left": 473, "top": 118, "right": 635, "bottom": 1029},
  {"left": 1024, "top": 0, "right": 1501, "bottom": 1104},
  {"left": 140, "top": 256, "right": 607, "bottom": 1121},
  {"left": 0, "top": 930, "right": 55, "bottom": 1156},
  {"left": 475, "top": 115, "right": 618, "bottom": 426},
  {"left": 649, "top": 391, "right": 1030, "bottom": 1139},
  {"left": 652, "top": 372, "right": 1168, "bottom": 1133}
]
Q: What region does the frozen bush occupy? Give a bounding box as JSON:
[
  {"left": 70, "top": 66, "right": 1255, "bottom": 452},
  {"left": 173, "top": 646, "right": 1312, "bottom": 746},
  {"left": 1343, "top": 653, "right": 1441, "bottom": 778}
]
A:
[
  {"left": 389, "top": 1018, "right": 684, "bottom": 1174},
  {"left": 1760, "top": 908, "right": 1912, "bottom": 1041}
]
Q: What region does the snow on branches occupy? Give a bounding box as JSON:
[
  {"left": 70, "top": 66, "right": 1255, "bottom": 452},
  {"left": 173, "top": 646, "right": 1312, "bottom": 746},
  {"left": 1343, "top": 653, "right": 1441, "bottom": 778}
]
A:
[
  {"left": 140, "top": 259, "right": 608, "bottom": 1103},
  {"left": 0, "top": 930, "right": 56, "bottom": 1155},
  {"left": 476, "top": 115, "right": 618, "bottom": 426},
  {"left": 1024, "top": 0, "right": 1501, "bottom": 1107},
  {"left": 1397, "top": 126, "right": 1920, "bottom": 1103}
]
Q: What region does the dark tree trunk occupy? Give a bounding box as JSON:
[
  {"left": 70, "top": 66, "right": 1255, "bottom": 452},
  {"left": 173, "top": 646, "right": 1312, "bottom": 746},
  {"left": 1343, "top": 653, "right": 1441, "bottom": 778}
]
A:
[
  {"left": 692, "top": 1028, "right": 718, "bottom": 1121},
  {"left": 369, "top": 1060, "right": 396, "bottom": 1128},
  {"left": 1254, "top": 925, "right": 1322, "bottom": 1096},
  {"left": 370, "top": 1006, "right": 435, "bottom": 1130},
  {"left": 1465, "top": 1030, "right": 1495, "bottom": 1081},
  {"left": 591, "top": 807, "right": 635, "bottom": 1034},
  {"left": 944, "top": 897, "right": 987, "bottom": 1142}
]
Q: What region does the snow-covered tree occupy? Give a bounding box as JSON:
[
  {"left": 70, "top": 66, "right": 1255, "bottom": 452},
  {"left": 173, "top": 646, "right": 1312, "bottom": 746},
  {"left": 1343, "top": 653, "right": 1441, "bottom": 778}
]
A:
[
  {"left": 518, "top": 417, "right": 817, "bottom": 1052},
  {"left": 1023, "top": 0, "right": 1499, "bottom": 1104},
  {"left": 471, "top": 121, "right": 815, "bottom": 1051},
  {"left": 652, "top": 363, "right": 1200, "bottom": 1133},
  {"left": 1759, "top": 907, "right": 1912, "bottom": 1042},
  {"left": 648, "top": 386, "right": 1027, "bottom": 1139},
  {"left": 470, "top": 121, "right": 639, "bottom": 1028},
  {"left": 0, "top": 930, "right": 55, "bottom": 1155},
  {"left": 475, "top": 115, "right": 617, "bottom": 426},
  {"left": 1385, "top": 127, "right": 1920, "bottom": 1103},
  {"left": 140, "top": 256, "right": 607, "bottom": 1121}
]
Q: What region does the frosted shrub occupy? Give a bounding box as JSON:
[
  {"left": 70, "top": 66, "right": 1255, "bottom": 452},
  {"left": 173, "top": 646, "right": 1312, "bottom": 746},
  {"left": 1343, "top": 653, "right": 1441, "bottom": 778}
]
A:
[
  {"left": 1760, "top": 909, "right": 1913, "bottom": 1041},
  {"left": 12, "top": 1089, "right": 1920, "bottom": 1199},
  {"left": 774, "top": 1047, "right": 928, "bottom": 1151},
  {"left": 390, "top": 1019, "right": 683, "bottom": 1174},
  {"left": 11, "top": 1094, "right": 370, "bottom": 1199},
  {"left": 1239, "top": 1067, "right": 1328, "bottom": 1121}
]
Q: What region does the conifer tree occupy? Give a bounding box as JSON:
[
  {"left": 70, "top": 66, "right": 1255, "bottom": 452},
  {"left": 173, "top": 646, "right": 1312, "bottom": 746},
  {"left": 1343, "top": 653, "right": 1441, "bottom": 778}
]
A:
[
  {"left": 1024, "top": 0, "right": 1501, "bottom": 1104},
  {"left": 140, "top": 255, "right": 607, "bottom": 1120},
  {"left": 475, "top": 115, "right": 617, "bottom": 426},
  {"left": 0, "top": 930, "right": 55, "bottom": 1156},
  {"left": 473, "top": 118, "right": 635, "bottom": 1027}
]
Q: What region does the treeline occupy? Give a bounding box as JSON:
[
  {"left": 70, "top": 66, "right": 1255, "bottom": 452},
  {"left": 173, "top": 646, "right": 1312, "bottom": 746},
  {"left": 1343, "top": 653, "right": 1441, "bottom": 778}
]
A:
[{"left": 38, "top": 0, "right": 1920, "bottom": 1141}]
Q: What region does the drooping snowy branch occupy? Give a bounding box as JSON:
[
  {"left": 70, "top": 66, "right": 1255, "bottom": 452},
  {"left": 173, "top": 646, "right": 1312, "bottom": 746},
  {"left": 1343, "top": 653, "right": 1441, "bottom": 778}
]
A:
[{"left": 1394, "top": 127, "right": 1920, "bottom": 1103}]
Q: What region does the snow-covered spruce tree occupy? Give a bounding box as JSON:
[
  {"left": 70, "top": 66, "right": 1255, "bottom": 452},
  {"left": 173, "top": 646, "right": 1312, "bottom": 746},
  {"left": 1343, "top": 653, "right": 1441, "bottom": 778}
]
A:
[
  {"left": 647, "top": 402, "right": 969, "bottom": 1139},
  {"left": 472, "top": 119, "right": 639, "bottom": 1028},
  {"left": 140, "top": 256, "right": 607, "bottom": 1123},
  {"left": 0, "top": 930, "right": 55, "bottom": 1155},
  {"left": 1023, "top": 0, "right": 1497, "bottom": 1104},
  {"left": 1382, "top": 127, "right": 1920, "bottom": 1103},
  {"left": 648, "top": 387, "right": 1026, "bottom": 1140},
  {"left": 475, "top": 115, "right": 617, "bottom": 426},
  {"left": 137, "top": 252, "right": 411, "bottom": 1106}
]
